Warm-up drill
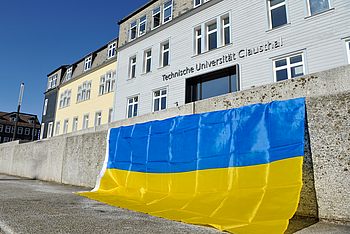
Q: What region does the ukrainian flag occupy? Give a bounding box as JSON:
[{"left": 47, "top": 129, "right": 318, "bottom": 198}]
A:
[{"left": 80, "top": 98, "right": 305, "bottom": 233}]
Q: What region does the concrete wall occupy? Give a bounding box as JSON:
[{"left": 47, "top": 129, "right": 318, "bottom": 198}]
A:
[{"left": 1, "top": 65, "right": 349, "bottom": 223}]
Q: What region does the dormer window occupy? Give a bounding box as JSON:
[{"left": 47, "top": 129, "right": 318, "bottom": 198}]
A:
[
  {"left": 130, "top": 21, "right": 137, "bottom": 41},
  {"left": 163, "top": 0, "right": 173, "bottom": 23},
  {"left": 138, "top": 15, "right": 147, "bottom": 36},
  {"left": 65, "top": 67, "right": 73, "bottom": 81},
  {"left": 84, "top": 56, "right": 92, "bottom": 71},
  {"left": 47, "top": 74, "right": 58, "bottom": 90},
  {"left": 108, "top": 42, "right": 117, "bottom": 59}
]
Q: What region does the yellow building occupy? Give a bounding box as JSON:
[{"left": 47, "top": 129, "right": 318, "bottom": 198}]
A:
[{"left": 54, "top": 39, "right": 118, "bottom": 135}]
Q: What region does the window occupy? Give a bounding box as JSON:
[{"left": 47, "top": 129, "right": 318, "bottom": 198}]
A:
[
  {"left": 5, "top": 125, "right": 11, "bottom": 133},
  {"left": 127, "top": 96, "right": 139, "bottom": 118},
  {"left": 24, "top": 128, "right": 30, "bottom": 136},
  {"left": 273, "top": 53, "right": 305, "bottom": 82},
  {"left": 108, "top": 108, "right": 113, "bottom": 123},
  {"left": 65, "top": 67, "right": 73, "bottom": 82},
  {"left": 55, "top": 122, "right": 60, "bottom": 136},
  {"left": 108, "top": 42, "right": 117, "bottom": 59},
  {"left": 307, "top": 0, "right": 330, "bottom": 16},
  {"left": 139, "top": 15, "right": 147, "bottom": 36},
  {"left": 40, "top": 124, "right": 45, "bottom": 139},
  {"left": 47, "top": 122, "right": 53, "bottom": 138},
  {"left": 268, "top": 0, "right": 288, "bottom": 29},
  {"left": 18, "top": 127, "right": 23, "bottom": 135},
  {"left": 84, "top": 56, "right": 92, "bottom": 71},
  {"left": 163, "top": 0, "right": 173, "bottom": 23},
  {"left": 77, "top": 81, "right": 91, "bottom": 102},
  {"left": 194, "top": 0, "right": 209, "bottom": 8},
  {"left": 161, "top": 41, "right": 170, "bottom": 67},
  {"left": 152, "top": 7, "right": 161, "bottom": 29},
  {"left": 4, "top": 137, "right": 9, "bottom": 143},
  {"left": 99, "top": 71, "right": 116, "bottom": 95},
  {"left": 59, "top": 89, "right": 71, "bottom": 108},
  {"left": 95, "top": 112, "right": 102, "bottom": 127},
  {"left": 153, "top": 88, "right": 167, "bottom": 112},
  {"left": 207, "top": 22, "right": 218, "bottom": 50},
  {"left": 222, "top": 16, "right": 231, "bottom": 46},
  {"left": 144, "top": 50, "right": 152, "bottom": 73},
  {"left": 43, "top": 99, "right": 48, "bottom": 116},
  {"left": 72, "top": 117, "right": 78, "bottom": 132},
  {"left": 130, "top": 21, "right": 137, "bottom": 41},
  {"left": 0, "top": 124, "right": 3, "bottom": 132},
  {"left": 186, "top": 66, "right": 240, "bottom": 103},
  {"left": 63, "top": 119, "right": 69, "bottom": 134},
  {"left": 195, "top": 28, "right": 202, "bottom": 55},
  {"left": 83, "top": 114, "right": 89, "bottom": 129},
  {"left": 346, "top": 40, "right": 350, "bottom": 64},
  {"left": 129, "top": 56, "right": 137, "bottom": 79},
  {"left": 47, "top": 74, "right": 58, "bottom": 90}
]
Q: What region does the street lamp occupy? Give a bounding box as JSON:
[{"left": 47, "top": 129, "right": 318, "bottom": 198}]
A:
[{"left": 12, "top": 83, "right": 25, "bottom": 141}]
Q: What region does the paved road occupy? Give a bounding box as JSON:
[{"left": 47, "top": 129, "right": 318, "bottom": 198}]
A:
[
  {"left": 1, "top": 174, "right": 349, "bottom": 234},
  {"left": 0, "top": 174, "right": 220, "bottom": 234}
]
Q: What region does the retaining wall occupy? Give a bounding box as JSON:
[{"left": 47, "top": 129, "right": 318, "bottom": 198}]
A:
[{"left": 0, "top": 65, "right": 349, "bottom": 223}]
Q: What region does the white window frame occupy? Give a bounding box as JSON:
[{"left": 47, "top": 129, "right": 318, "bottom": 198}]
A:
[
  {"left": 195, "top": 27, "right": 202, "bottom": 55},
  {"left": 83, "top": 114, "right": 89, "bottom": 129},
  {"left": 346, "top": 40, "right": 350, "bottom": 64},
  {"left": 273, "top": 53, "right": 306, "bottom": 82},
  {"left": 84, "top": 56, "right": 92, "bottom": 71},
  {"left": 43, "top": 99, "right": 48, "bottom": 116},
  {"left": 47, "top": 122, "right": 53, "bottom": 138},
  {"left": 152, "top": 6, "right": 161, "bottom": 29},
  {"left": 40, "top": 124, "right": 45, "bottom": 139},
  {"left": 100, "top": 71, "right": 116, "bottom": 95},
  {"left": 206, "top": 21, "right": 218, "bottom": 51},
  {"left": 194, "top": 0, "right": 209, "bottom": 8},
  {"left": 130, "top": 21, "right": 138, "bottom": 41},
  {"left": 108, "top": 42, "right": 117, "bottom": 59},
  {"left": 144, "top": 49, "right": 152, "bottom": 73},
  {"left": 59, "top": 89, "right": 71, "bottom": 108},
  {"left": 153, "top": 88, "right": 167, "bottom": 112},
  {"left": 127, "top": 96, "right": 139, "bottom": 118},
  {"left": 47, "top": 74, "right": 58, "bottom": 89},
  {"left": 0, "top": 124, "right": 3, "bottom": 132},
  {"left": 77, "top": 81, "right": 91, "bottom": 102},
  {"left": 5, "top": 125, "right": 11, "bottom": 133},
  {"left": 65, "top": 67, "right": 73, "bottom": 81},
  {"left": 72, "top": 117, "right": 78, "bottom": 132},
  {"left": 63, "top": 119, "right": 69, "bottom": 134},
  {"left": 18, "top": 127, "right": 23, "bottom": 135},
  {"left": 267, "top": 0, "right": 287, "bottom": 29},
  {"left": 306, "top": 0, "right": 331, "bottom": 16},
  {"left": 129, "top": 56, "right": 137, "bottom": 79},
  {"left": 95, "top": 111, "right": 102, "bottom": 127},
  {"left": 222, "top": 15, "right": 231, "bottom": 46},
  {"left": 55, "top": 122, "right": 60, "bottom": 136},
  {"left": 138, "top": 15, "right": 147, "bottom": 37},
  {"left": 163, "top": 0, "right": 173, "bottom": 24},
  {"left": 160, "top": 41, "right": 170, "bottom": 67},
  {"left": 24, "top": 128, "right": 30, "bottom": 136}
]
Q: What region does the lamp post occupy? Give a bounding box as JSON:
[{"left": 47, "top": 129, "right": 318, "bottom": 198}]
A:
[{"left": 12, "top": 83, "right": 25, "bottom": 141}]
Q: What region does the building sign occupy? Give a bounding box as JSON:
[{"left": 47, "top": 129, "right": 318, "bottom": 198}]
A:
[{"left": 162, "top": 38, "right": 283, "bottom": 81}]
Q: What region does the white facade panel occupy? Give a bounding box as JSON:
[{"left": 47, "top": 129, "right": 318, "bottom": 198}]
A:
[{"left": 114, "top": 0, "right": 350, "bottom": 121}]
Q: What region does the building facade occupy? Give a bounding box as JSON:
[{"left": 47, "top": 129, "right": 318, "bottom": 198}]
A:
[
  {"left": 41, "top": 66, "right": 68, "bottom": 139},
  {"left": 113, "top": 0, "right": 350, "bottom": 121},
  {"left": 0, "top": 112, "right": 41, "bottom": 144},
  {"left": 53, "top": 39, "right": 118, "bottom": 136}
]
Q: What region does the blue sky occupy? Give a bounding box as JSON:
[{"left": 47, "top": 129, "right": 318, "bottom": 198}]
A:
[{"left": 0, "top": 0, "right": 148, "bottom": 119}]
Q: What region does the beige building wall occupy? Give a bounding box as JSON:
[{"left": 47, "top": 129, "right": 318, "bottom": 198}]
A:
[{"left": 54, "top": 61, "right": 117, "bottom": 135}]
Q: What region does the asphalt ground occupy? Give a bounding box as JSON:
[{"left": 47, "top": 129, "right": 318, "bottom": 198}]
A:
[{"left": 1, "top": 174, "right": 349, "bottom": 234}]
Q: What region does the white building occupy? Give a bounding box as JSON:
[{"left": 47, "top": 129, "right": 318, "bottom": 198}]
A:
[{"left": 114, "top": 0, "right": 350, "bottom": 121}]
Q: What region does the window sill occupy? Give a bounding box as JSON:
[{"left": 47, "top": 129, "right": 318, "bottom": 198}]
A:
[
  {"left": 191, "top": 43, "right": 233, "bottom": 58},
  {"left": 127, "top": 77, "right": 136, "bottom": 81},
  {"left": 158, "top": 64, "right": 171, "bottom": 70},
  {"left": 304, "top": 8, "right": 335, "bottom": 20},
  {"left": 266, "top": 23, "right": 291, "bottom": 33},
  {"left": 141, "top": 71, "right": 152, "bottom": 76}
]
